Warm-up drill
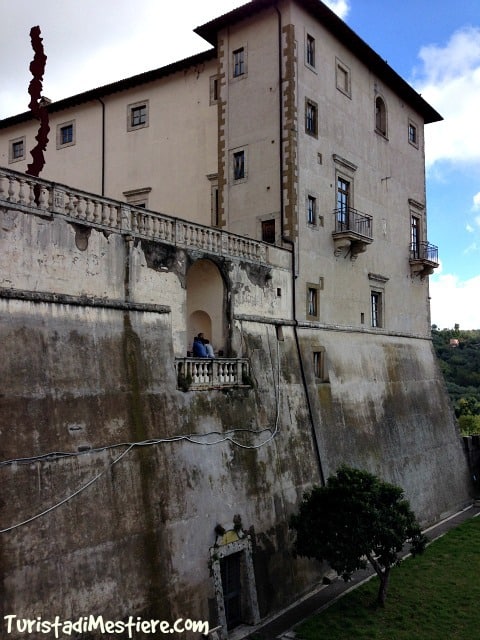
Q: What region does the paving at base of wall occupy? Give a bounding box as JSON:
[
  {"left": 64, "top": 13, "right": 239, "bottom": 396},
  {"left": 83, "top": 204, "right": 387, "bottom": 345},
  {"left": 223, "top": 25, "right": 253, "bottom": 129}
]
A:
[{"left": 238, "top": 502, "right": 480, "bottom": 640}]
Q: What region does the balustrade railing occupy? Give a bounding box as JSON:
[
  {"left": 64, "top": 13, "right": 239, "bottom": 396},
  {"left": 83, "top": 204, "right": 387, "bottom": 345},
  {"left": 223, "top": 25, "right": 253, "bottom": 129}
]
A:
[
  {"left": 175, "top": 358, "right": 251, "bottom": 390},
  {"left": 0, "top": 167, "right": 266, "bottom": 264}
]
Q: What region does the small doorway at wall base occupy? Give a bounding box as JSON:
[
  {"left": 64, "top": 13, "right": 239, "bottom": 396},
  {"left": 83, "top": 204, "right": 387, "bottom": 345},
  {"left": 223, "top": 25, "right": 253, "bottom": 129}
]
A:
[{"left": 220, "top": 552, "right": 242, "bottom": 630}]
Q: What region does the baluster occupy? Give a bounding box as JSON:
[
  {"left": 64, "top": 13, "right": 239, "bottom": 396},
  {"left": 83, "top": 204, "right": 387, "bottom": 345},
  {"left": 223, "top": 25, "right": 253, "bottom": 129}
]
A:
[
  {"left": 151, "top": 216, "right": 159, "bottom": 238},
  {"left": 18, "top": 180, "right": 26, "bottom": 204},
  {"left": 85, "top": 198, "right": 94, "bottom": 222},
  {"left": 76, "top": 197, "right": 85, "bottom": 219},
  {"left": 101, "top": 203, "right": 109, "bottom": 225},
  {"left": 7, "top": 176, "right": 16, "bottom": 202},
  {"left": 0, "top": 173, "right": 6, "bottom": 200},
  {"left": 146, "top": 214, "right": 153, "bottom": 237},
  {"left": 92, "top": 200, "right": 101, "bottom": 223},
  {"left": 65, "top": 192, "right": 74, "bottom": 215},
  {"left": 38, "top": 186, "right": 47, "bottom": 210}
]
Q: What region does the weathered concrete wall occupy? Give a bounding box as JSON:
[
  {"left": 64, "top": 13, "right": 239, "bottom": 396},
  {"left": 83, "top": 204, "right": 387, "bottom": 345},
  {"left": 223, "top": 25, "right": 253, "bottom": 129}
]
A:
[
  {"left": 299, "top": 328, "right": 473, "bottom": 526},
  {"left": 0, "top": 205, "right": 321, "bottom": 636}
]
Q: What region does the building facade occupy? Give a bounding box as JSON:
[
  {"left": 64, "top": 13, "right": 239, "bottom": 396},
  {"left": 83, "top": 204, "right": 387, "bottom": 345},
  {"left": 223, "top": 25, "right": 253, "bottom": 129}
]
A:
[{"left": 0, "top": 1, "right": 473, "bottom": 637}]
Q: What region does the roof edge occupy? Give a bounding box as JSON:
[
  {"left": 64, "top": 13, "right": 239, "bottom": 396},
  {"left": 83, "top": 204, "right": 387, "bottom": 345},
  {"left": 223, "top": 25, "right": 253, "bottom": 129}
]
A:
[{"left": 0, "top": 48, "right": 216, "bottom": 128}]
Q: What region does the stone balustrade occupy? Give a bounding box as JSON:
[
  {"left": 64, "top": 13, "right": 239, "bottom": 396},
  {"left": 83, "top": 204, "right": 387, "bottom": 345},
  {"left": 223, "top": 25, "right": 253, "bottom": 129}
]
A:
[
  {"left": 0, "top": 166, "right": 267, "bottom": 264},
  {"left": 175, "top": 357, "right": 251, "bottom": 390}
]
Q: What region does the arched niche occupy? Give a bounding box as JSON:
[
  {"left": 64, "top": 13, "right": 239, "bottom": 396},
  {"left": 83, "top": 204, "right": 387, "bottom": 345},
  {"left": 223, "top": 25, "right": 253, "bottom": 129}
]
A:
[{"left": 186, "top": 259, "right": 226, "bottom": 355}]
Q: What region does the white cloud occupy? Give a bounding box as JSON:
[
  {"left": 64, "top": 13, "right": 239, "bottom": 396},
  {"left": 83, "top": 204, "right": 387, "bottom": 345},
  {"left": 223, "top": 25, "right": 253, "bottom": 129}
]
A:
[
  {"left": 473, "top": 192, "right": 480, "bottom": 211},
  {"left": 430, "top": 272, "right": 480, "bottom": 330},
  {"left": 324, "top": 0, "right": 350, "bottom": 19},
  {"left": 412, "top": 27, "right": 480, "bottom": 168}
]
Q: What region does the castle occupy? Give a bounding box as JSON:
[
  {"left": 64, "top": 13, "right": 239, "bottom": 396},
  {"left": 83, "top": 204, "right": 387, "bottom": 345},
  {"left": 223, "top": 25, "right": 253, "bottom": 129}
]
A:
[{"left": 0, "top": 0, "right": 472, "bottom": 636}]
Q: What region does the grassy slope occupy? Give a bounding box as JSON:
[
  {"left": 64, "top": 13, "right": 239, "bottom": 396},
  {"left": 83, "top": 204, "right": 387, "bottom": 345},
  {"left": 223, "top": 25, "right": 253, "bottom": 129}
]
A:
[{"left": 297, "top": 517, "right": 480, "bottom": 640}]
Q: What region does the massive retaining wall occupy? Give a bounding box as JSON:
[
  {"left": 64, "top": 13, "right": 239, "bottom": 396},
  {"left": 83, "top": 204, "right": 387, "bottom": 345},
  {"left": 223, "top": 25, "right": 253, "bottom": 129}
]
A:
[
  {"left": 0, "top": 180, "right": 473, "bottom": 636},
  {"left": 0, "top": 200, "right": 321, "bottom": 636}
]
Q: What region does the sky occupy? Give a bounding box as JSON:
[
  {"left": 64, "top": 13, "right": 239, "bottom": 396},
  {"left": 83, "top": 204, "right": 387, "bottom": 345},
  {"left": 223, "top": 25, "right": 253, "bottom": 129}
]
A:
[{"left": 0, "top": 0, "right": 479, "bottom": 329}]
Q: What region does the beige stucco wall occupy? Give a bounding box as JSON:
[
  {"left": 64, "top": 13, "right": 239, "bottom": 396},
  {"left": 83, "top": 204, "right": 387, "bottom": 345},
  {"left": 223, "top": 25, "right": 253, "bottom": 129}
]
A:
[{"left": 0, "top": 59, "right": 218, "bottom": 224}]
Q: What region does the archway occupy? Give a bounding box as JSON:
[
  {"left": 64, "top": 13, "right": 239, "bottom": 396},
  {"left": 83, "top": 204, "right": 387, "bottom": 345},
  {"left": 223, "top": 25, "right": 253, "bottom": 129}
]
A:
[{"left": 186, "top": 259, "right": 226, "bottom": 355}]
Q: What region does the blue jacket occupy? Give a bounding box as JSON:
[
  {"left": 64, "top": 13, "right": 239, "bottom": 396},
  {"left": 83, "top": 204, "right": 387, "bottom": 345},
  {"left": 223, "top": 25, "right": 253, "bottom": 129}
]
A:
[{"left": 192, "top": 337, "right": 208, "bottom": 358}]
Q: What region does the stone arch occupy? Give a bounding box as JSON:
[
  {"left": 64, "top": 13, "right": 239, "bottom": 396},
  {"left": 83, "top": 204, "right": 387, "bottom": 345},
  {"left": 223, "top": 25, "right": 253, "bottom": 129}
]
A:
[{"left": 186, "top": 259, "right": 226, "bottom": 355}]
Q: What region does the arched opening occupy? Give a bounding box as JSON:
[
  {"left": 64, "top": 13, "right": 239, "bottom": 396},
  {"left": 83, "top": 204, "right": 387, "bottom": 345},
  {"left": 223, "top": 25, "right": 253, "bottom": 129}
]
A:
[
  {"left": 186, "top": 259, "right": 226, "bottom": 356},
  {"left": 375, "top": 96, "right": 387, "bottom": 136}
]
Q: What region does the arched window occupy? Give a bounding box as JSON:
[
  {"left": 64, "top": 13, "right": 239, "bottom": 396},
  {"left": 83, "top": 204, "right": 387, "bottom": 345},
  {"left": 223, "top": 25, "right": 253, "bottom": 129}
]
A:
[{"left": 375, "top": 96, "right": 387, "bottom": 136}]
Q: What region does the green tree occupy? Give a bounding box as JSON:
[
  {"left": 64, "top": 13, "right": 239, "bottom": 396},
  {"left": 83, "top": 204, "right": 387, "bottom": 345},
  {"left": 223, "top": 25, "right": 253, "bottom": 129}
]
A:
[{"left": 290, "top": 466, "right": 427, "bottom": 607}]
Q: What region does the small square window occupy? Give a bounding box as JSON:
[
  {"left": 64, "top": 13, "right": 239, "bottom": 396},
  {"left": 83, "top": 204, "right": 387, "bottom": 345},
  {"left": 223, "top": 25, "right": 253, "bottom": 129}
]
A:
[
  {"left": 233, "top": 48, "right": 245, "bottom": 78},
  {"left": 408, "top": 120, "right": 418, "bottom": 147},
  {"left": 233, "top": 150, "right": 245, "bottom": 181},
  {"left": 336, "top": 58, "right": 351, "bottom": 97},
  {"left": 307, "top": 195, "right": 317, "bottom": 225},
  {"left": 9, "top": 138, "right": 25, "bottom": 162},
  {"left": 127, "top": 101, "right": 149, "bottom": 131},
  {"left": 131, "top": 106, "right": 146, "bottom": 127},
  {"left": 371, "top": 290, "right": 383, "bottom": 328},
  {"left": 307, "top": 285, "right": 319, "bottom": 320},
  {"left": 61, "top": 124, "right": 73, "bottom": 144},
  {"left": 306, "top": 34, "right": 315, "bottom": 68},
  {"left": 305, "top": 98, "right": 318, "bottom": 137},
  {"left": 56, "top": 121, "right": 76, "bottom": 149}
]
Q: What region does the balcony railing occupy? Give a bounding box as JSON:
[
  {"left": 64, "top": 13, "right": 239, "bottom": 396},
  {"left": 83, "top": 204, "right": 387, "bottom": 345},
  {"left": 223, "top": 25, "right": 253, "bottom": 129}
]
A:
[
  {"left": 0, "top": 166, "right": 267, "bottom": 264},
  {"left": 175, "top": 358, "right": 251, "bottom": 390},
  {"left": 332, "top": 207, "right": 373, "bottom": 259},
  {"left": 333, "top": 207, "right": 373, "bottom": 239},
  {"left": 410, "top": 241, "right": 439, "bottom": 264},
  {"left": 409, "top": 241, "right": 439, "bottom": 277}
]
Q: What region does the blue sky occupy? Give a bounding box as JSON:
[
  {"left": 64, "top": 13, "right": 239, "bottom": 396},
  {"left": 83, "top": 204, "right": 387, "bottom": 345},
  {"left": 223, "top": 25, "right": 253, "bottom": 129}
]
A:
[{"left": 1, "top": 0, "right": 479, "bottom": 328}]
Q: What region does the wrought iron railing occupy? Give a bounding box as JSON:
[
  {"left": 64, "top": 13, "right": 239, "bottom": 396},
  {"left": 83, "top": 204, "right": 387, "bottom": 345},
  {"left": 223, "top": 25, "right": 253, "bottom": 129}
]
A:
[
  {"left": 174, "top": 358, "right": 251, "bottom": 390},
  {"left": 333, "top": 207, "right": 373, "bottom": 239},
  {"left": 410, "top": 241, "right": 439, "bottom": 265}
]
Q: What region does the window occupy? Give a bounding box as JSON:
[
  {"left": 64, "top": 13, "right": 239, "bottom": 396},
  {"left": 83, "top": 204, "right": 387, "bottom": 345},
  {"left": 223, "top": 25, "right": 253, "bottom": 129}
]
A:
[
  {"left": 131, "top": 105, "right": 146, "bottom": 127},
  {"left": 408, "top": 120, "right": 418, "bottom": 147},
  {"left": 306, "top": 34, "right": 315, "bottom": 68},
  {"left": 411, "top": 215, "right": 420, "bottom": 258},
  {"left": 261, "top": 219, "right": 275, "bottom": 244},
  {"left": 9, "top": 137, "right": 25, "bottom": 163},
  {"left": 307, "top": 195, "right": 317, "bottom": 225},
  {"left": 336, "top": 177, "right": 350, "bottom": 229},
  {"left": 233, "top": 47, "right": 245, "bottom": 78},
  {"left": 61, "top": 124, "right": 73, "bottom": 144},
  {"left": 233, "top": 150, "right": 245, "bottom": 181},
  {"left": 127, "top": 101, "right": 149, "bottom": 131},
  {"left": 336, "top": 58, "right": 351, "bottom": 97},
  {"left": 305, "top": 98, "right": 318, "bottom": 137},
  {"left": 313, "top": 348, "right": 328, "bottom": 381},
  {"left": 375, "top": 96, "right": 387, "bottom": 136},
  {"left": 371, "top": 290, "right": 383, "bottom": 328},
  {"left": 56, "top": 121, "right": 76, "bottom": 149},
  {"left": 213, "top": 187, "right": 219, "bottom": 226},
  {"left": 123, "top": 187, "right": 151, "bottom": 209},
  {"left": 210, "top": 75, "right": 220, "bottom": 105},
  {"left": 307, "top": 285, "right": 319, "bottom": 320}
]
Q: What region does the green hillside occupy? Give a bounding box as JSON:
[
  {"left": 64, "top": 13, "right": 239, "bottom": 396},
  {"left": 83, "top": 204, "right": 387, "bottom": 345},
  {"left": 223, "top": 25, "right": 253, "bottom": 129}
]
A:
[{"left": 431, "top": 326, "right": 480, "bottom": 435}]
